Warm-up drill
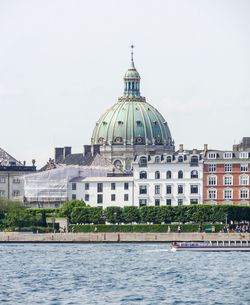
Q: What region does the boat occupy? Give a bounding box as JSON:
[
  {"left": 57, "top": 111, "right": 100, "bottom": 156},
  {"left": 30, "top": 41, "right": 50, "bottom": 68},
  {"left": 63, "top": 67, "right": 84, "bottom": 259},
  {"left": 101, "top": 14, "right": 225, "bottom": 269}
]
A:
[{"left": 171, "top": 240, "right": 250, "bottom": 252}]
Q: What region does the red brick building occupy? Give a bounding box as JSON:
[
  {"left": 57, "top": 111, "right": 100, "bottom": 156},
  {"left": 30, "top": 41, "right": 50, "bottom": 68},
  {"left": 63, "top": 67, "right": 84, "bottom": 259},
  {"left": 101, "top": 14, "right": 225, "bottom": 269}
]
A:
[{"left": 203, "top": 139, "right": 250, "bottom": 205}]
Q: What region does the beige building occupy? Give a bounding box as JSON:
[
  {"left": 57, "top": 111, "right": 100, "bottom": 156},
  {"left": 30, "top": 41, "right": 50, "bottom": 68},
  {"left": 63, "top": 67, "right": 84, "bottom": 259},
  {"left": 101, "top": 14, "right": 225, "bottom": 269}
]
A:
[{"left": 0, "top": 147, "right": 36, "bottom": 201}]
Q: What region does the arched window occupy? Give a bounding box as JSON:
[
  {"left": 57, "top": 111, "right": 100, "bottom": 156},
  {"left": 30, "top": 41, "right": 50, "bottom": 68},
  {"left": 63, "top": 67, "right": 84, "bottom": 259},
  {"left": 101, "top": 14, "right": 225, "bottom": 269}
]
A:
[
  {"left": 155, "top": 171, "right": 160, "bottom": 179},
  {"left": 223, "top": 174, "right": 233, "bottom": 186},
  {"left": 178, "top": 170, "right": 183, "bottom": 179},
  {"left": 178, "top": 156, "right": 183, "bottom": 163},
  {"left": 190, "top": 155, "right": 198, "bottom": 166},
  {"left": 240, "top": 188, "right": 249, "bottom": 199},
  {"left": 155, "top": 156, "right": 160, "bottom": 163},
  {"left": 139, "top": 171, "right": 147, "bottom": 179},
  {"left": 239, "top": 174, "right": 249, "bottom": 185},
  {"left": 208, "top": 175, "right": 217, "bottom": 186},
  {"left": 224, "top": 188, "right": 233, "bottom": 199},
  {"left": 191, "top": 170, "right": 198, "bottom": 179},
  {"left": 208, "top": 188, "right": 217, "bottom": 199},
  {"left": 166, "top": 171, "right": 171, "bottom": 179},
  {"left": 166, "top": 156, "right": 172, "bottom": 163},
  {"left": 139, "top": 156, "right": 147, "bottom": 167}
]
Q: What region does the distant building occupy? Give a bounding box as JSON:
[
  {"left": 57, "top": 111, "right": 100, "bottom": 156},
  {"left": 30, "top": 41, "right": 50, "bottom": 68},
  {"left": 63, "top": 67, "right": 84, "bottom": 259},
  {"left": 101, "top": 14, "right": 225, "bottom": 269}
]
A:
[
  {"left": 132, "top": 145, "right": 204, "bottom": 207},
  {"left": 203, "top": 141, "right": 250, "bottom": 205},
  {"left": 0, "top": 147, "right": 36, "bottom": 201}
]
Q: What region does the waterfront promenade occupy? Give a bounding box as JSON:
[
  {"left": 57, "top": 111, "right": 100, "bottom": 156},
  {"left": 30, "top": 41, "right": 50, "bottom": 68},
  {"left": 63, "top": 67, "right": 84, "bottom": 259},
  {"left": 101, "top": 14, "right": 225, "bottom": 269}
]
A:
[{"left": 0, "top": 232, "right": 249, "bottom": 243}]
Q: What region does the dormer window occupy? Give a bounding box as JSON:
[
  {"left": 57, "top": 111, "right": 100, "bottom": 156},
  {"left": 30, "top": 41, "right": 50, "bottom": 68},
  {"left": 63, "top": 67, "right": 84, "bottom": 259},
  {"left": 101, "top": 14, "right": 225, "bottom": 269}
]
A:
[
  {"left": 155, "top": 156, "right": 160, "bottom": 163},
  {"left": 239, "top": 152, "right": 249, "bottom": 159},
  {"left": 178, "top": 156, "right": 183, "bottom": 163},
  {"left": 166, "top": 156, "right": 172, "bottom": 163},
  {"left": 223, "top": 152, "right": 232, "bottom": 159},
  {"left": 208, "top": 153, "right": 216, "bottom": 159}
]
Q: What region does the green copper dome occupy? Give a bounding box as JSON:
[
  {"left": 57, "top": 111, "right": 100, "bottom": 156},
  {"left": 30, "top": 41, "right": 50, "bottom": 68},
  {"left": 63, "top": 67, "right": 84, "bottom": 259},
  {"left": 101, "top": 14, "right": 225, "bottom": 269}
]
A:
[{"left": 91, "top": 47, "right": 173, "bottom": 147}]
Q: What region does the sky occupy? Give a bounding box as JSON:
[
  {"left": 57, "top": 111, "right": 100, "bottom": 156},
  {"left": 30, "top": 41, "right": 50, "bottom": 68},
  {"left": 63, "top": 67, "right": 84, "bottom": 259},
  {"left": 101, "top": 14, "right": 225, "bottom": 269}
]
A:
[{"left": 0, "top": 0, "right": 250, "bottom": 168}]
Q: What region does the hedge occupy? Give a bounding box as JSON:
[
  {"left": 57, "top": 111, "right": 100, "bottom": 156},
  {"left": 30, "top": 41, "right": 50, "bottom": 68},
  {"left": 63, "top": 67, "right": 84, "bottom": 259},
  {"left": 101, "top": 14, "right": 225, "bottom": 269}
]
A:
[{"left": 69, "top": 224, "right": 225, "bottom": 233}]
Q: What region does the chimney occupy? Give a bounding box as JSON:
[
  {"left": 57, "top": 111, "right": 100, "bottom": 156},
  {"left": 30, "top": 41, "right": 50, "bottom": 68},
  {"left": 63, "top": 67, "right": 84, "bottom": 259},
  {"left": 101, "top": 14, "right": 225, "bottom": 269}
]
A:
[
  {"left": 92, "top": 144, "right": 100, "bottom": 155},
  {"left": 55, "top": 147, "right": 64, "bottom": 163},
  {"left": 23, "top": 161, "right": 26, "bottom": 166},
  {"left": 233, "top": 144, "right": 238, "bottom": 152},
  {"left": 179, "top": 144, "right": 183, "bottom": 152},
  {"left": 83, "top": 145, "right": 91, "bottom": 156},
  {"left": 64, "top": 146, "right": 71, "bottom": 159}
]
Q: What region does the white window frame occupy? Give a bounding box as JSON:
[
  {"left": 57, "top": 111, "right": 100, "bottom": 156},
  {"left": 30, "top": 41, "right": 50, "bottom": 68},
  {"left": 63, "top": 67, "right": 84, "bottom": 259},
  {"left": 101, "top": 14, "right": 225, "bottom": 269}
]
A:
[
  {"left": 223, "top": 174, "right": 233, "bottom": 186},
  {"left": 0, "top": 177, "right": 6, "bottom": 183},
  {"left": 208, "top": 164, "right": 216, "bottom": 172},
  {"left": 240, "top": 188, "right": 248, "bottom": 199},
  {"left": 239, "top": 152, "right": 248, "bottom": 159},
  {"left": 154, "top": 184, "right": 161, "bottom": 195},
  {"left": 223, "top": 152, "right": 233, "bottom": 159},
  {"left": 208, "top": 153, "right": 216, "bottom": 159},
  {"left": 0, "top": 190, "right": 5, "bottom": 197},
  {"left": 224, "top": 188, "right": 233, "bottom": 199},
  {"left": 13, "top": 190, "right": 20, "bottom": 197},
  {"left": 239, "top": 174, "right": 249, "bottom": 186},
  {"left": 224, "top": 164, "right": 232, "bottom": 172},
  {"left": 208, "top": 175, "right": 217, "bottom": 186},
  {"left": 208, "top": 188, "right": 217, "bottom": 199}
]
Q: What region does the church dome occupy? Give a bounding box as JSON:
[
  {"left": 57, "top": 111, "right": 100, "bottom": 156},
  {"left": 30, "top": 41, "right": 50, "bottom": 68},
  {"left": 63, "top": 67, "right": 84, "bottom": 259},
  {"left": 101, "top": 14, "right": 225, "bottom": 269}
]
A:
[{"left": 91, "top": 46, "right": 173, "bottom": 147}]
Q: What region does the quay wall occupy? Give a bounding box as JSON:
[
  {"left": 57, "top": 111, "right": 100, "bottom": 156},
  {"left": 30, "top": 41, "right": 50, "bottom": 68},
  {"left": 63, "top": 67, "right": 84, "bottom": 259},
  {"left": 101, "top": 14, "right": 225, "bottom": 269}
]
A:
[{"left": 0, "top": 232, "right": 249, "bottom": 243}]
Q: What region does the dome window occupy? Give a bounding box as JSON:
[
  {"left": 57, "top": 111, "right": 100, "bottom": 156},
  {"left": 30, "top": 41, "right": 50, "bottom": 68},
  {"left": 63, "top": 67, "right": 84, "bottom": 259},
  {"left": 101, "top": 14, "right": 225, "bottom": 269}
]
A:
[
  {"left": 156, "top": 136, "right": 161, "bottom": 143},
  {"left": 102, "top": 121, "right": 107, "bottom": 125},
  {"left": 136, "top": 120, "right": 141, "bottom": 126},
  {"left": 136, "top": 137, "right": 143, "bottom": 143},
  {"left": 118, "top": 121, "right": 123, "bottom": 125},
  {"left": 163, "top": 121, "right": 167, "bottom": 125},
  {"left": 115, "top": 137, "right": 122, "bottom": 143},
  {"left": 153, "top": 121, "right": 158, "bottom": 125},
  {"left": 98, "top": 137, "right": 104, "bottom": 144}
]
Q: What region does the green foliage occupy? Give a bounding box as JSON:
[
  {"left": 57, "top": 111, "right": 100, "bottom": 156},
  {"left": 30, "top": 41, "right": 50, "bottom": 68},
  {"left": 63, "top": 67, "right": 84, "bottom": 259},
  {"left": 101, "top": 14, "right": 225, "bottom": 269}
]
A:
[
  {"left": 140, "top": 206, "right": 158, "bottom": 223},
  {"left": 6, "top": 209, "right": 36, "bottom": 229},
  {"left": 59, "top": 200, "right": 86, "bottom": 221},
  {"left": 122, "top": 206, "right": 140, "bottom": 223},
  {"left": 105, "top": 207, "right": 123, "bottom": 224},
  {"left": 69, "top": 223, "right": 225, "bottom": 233}
]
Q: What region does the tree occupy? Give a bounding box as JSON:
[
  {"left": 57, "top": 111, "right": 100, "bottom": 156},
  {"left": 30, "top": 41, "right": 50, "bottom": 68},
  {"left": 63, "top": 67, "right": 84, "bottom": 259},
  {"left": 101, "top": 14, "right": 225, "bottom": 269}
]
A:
[
  {"left": 59, "top": 200, "right": 86, "bottom": 222},
  {"left": 122, "top": 206, "right": 140, "bottom": 224},
  {"left": 6, "top": 209, "right": 35, "bottom": 229},
  {"left": 89, "top": 207, "right": 105, "bottom": 224},
  {"left": 140, "top": 206, "right": 158, "bottom": 223},
  {"left": 71, "top": 207, "right": 90, "bottom": 224},
  {"left": 105, "top": 207, "right": 123, "bottom": 224}
]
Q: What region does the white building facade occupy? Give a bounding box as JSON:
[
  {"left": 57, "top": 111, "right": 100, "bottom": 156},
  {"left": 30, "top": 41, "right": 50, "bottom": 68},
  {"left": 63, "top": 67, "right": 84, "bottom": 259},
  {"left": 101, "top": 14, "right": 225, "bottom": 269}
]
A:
[{"left": 132, "top": 147, "right": 204, "bottom": 207}]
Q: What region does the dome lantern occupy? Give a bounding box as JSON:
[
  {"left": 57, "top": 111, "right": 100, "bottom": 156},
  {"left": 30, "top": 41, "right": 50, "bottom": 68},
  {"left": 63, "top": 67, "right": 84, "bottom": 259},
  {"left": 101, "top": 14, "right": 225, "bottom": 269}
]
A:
[{"left": 123, "top": 45, "right": 140, "bottom": 97}]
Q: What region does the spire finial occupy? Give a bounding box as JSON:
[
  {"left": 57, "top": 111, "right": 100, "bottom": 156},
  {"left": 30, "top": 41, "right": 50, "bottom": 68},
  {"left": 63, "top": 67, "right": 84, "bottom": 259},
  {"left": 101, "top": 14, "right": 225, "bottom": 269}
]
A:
[{"left": 131, "top": 44, "right": 134, "bottom": 62}]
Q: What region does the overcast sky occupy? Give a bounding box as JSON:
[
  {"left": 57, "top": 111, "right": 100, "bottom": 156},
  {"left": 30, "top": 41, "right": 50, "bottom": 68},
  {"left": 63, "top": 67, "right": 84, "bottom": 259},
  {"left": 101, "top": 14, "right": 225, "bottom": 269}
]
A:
[{"left": 0, "top": 0, "right": 249, "bottom": 168}]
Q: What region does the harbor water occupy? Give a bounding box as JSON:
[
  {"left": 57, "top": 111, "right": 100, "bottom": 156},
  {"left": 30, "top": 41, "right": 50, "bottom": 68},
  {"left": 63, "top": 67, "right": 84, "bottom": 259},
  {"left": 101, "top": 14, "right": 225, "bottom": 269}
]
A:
[{"left": 0, "top": 243, "right": 249, "bottom": 304}]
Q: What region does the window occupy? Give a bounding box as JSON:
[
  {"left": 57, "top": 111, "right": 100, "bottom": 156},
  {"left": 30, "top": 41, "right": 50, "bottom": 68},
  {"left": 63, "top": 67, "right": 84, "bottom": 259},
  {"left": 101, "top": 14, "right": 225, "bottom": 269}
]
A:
[
  {"left": 223, "top": 152, "right": 232, "bottom": 159},
  {"left": 178, "top": 185, "right": 183, "bottom": 194},
  {"left": 72, "top": 183, "right": 76, "bottom": 190},
  {"left": 240, "top": 188, "right": 248, "bottom": 199},
  {"left": 139, "top": 171, "right": 147, "bottom": 179},
  {"left": 72, "top": 194, "right": 76, "bottom": 200},
  {"left": 224, "top": 188, "right": 233, "bottom": 199},
  {"left": 85, "top": 183, "right": 89, "bottom": 190},
  {"left": 190, "top": 156, "right": 198, "bottom": 166},
  {"left": 208, "top": 188, "right": 217, "bottom": 199},
  {"left": 111, "top": 183, "right": 116, "bottom": 190},
  {"left": 190, "top": 185, "right": 198, "bottom": 194},
  {"left": 208, "top": 164, "right": 216, "bottom": 172},
  {"left": 85, "top": 194, "right": 89, "bottom": 201},
  {"left": 178, "top": 171, "right": 183, "bottom": 179},
  {"left": 224, "top": 175, "right": 233, "bottom": 186},
  {"left": 239, "top": 152, "right": 248, "bottom": 159},
  {"left": 178, "top": 199, "right": 183, "bottom": 205},
  {"left": 239, "top": 174, "right": 249, "bottom": 185},
  {"left": 208, "top": 175, "right": 217, "bottom": 186},
  {"left": 166, "top": 199, "right": 171, "bottom": 206},
  {"left": 139, "top": 199, "right": 147, "bottom": 207},
  {"left": 240, "top": 164, "right": 248, "bottom": 172},
  {"left": 139, "top": 156, "right": 147, "bottom": 167},
  {"left": 155, "top": 156, "right": 160, "bottom": 163},
  {"left": 111, "top": 194, "right": 116, "bottom": 201},
  {"left": 0, "top": 190, "right": 5, "bottom": 197},
  {"left": 13, "top": 178, "right": 20, "bottom": 184},
  {"left": 155, "top": 185, "right": 161, "bottom": 195},
  {"left": 97, "top": 194, "right": 103, "bottom": 203},
  {"left": 97, "top": 183, "right": 103, "bottom": 193},
  {"left": 166, "top": 171, "right": 172, "bottom": 179},
  {"left": 155, "top": 171, "right": 160, "bottom": 179},
  {"left": 224, "top": 164, "right": 232, "bottom": 172},
  {"left": 155, "top": 199, "right": 160, "bottom": 206},
  {"left": 166, "top": 185, "right": 172, "bottom": 194},
  {"left": 0, "top": 177, "right": 5, "bottom": 183},
  {"left": 124, "top": 183, "right": 129, "bottom": 190},
  {"left": 208, "top": 153, "right": 216, "bottom": 159},
  {"left": 124, "top": 194, "right": 129, "bottom": 201},
  {"left": 191, "top": 170, "right": 198, "bottom": 179},
  {"left": 166, "top": 156, "right": 172, "bottom": 163},
  {"left": 190, "top": 199, "right": 198, "bottom": 204},
  {"left": 178, "top": 156, "right": 183, "bottom": 163},
  {"left": 139, "top": 185, "right": 147, "bottom": 194}
]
